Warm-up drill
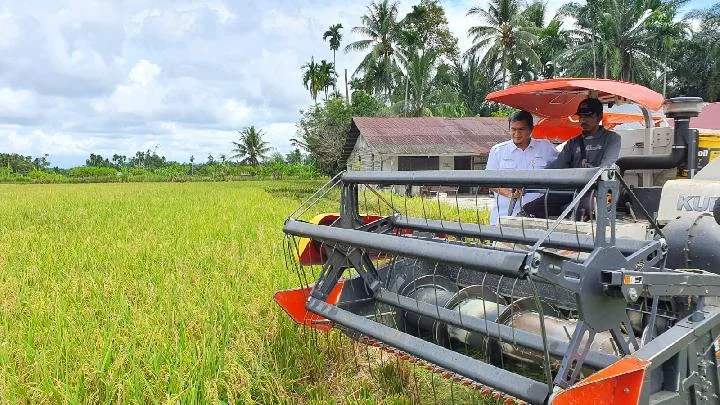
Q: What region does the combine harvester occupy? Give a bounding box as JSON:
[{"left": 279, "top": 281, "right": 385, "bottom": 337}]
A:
[{"left": 275, "top": 79, "right": 720, "bottom": 404}]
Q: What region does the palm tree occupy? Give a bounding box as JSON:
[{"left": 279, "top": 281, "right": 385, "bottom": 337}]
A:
[
  {"left": 560, "top": 0, "right": 662, "bottom": 83},
  {"left": 404, "top": 50, "right": 438, "bottom": 116},
  {"left": 519, "top": 1, "right": 570, "bottom": 79},
  {"left": 648, "top": 3, "right": 689, "bottom": 96},
  {"left": 466, "top": 0, "right": 540, "bottom": 88},
  {"left": 537, "top": 19, "right": 571, "bottom": 78},
  {"left": 318, "top": 60, "right": 337, "bottom": 100},
  {"left": 231, "top": 126, "right": 270, "bottom": 166},
  {"left": 454, "top": 55, "right": 502, "bottom": 116},
  {"left": 323, "top": 24, "right": 343, "bottom": 68},
  {"left": 560, "top": 0, "right": 604, "bottom": 77},
  {"left": 361, "top": 58, "right": 394, "bottom": 96},
  {"left": 344, "top": 0, "right": 403, "bottom": 97},
  {"left": 302, "top": 58, "right": 324, "bottom": 103}
]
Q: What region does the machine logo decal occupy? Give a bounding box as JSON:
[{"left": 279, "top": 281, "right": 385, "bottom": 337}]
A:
[{"left": 676, "top": 195, "right": 720, "bottom": 212}]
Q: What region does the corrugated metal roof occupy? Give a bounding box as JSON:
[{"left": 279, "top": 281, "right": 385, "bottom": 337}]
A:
[
  {"left": 668, "top": 103, "right": 720, "bottom": 131},
  {"left": 343, "top": 117, "right": 510, "bottom": 162},
  {"left": 692, "top": 103, "right": 720, "bottom": 130}
]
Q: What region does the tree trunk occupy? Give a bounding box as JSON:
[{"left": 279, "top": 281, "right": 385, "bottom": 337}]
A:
[
  {"left": 345, "top": 69, "right": 349, "bottom": 101},
  {"left": 663, "top": 53, "right": 668, "bottom": 97},
  {"left": 333, "top": 51, "right": 337, "bottom": 90},
  {"left": 502, "top": 49, "right": 508, "bottom": 89},
  {"left": 592, "top": 35, "right": 597, "bottom": 78},
  {"left": 404, "top": 76, "right": 410, "bottom": 117}
]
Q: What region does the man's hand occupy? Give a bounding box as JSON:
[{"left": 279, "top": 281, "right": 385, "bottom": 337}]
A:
[{"left": 490, "top": 188, "right": 522, "bottom": 199}]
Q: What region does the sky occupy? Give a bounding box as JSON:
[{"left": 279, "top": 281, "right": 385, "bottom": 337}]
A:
[{"left": 0, "top": 0, "right": 713, "bottom": 168}]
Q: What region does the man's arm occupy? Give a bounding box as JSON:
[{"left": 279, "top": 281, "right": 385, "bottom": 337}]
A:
[
  {"left": 599, "top": 131, "right": 622, "bottom": 167},
  {"left": 545, "top": 139, "right": 573, "bottom": 169},
  {"left": 486, "top": 145, "right": 519, "bottom": 198}
]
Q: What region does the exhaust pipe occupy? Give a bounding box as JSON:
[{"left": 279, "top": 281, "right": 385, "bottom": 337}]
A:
[{"left": 616, "top": 97, "right": 703, "bottom": 173}]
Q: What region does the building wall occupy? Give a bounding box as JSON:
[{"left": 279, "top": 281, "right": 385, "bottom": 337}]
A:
[
  {"left": 346, "top": 135, "right": 376, "bottom": 171},
  {"left": 439, "top": 155, "right": 454, "bottom": 170},
  {"left": 346, "top": 135, "right": 489, "bottom": 172},
  {"left": 380, "top": 155, "right": 396, "bottom": 171}
]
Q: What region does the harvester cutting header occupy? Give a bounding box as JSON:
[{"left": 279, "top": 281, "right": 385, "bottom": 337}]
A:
[{"left": 275, "top": 78, "right": 720, "bottom": 404}]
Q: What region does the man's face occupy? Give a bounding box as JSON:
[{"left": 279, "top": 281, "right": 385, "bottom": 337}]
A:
[
  {"left": 510, "top": 120, "right": 532, "bottom": 148},
  {"left": 579, "top": 113, "right": 602, "bottom": 134}
]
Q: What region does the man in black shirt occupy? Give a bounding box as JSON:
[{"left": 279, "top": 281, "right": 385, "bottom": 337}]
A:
[{"left": 522, "top": 98, "right": 622, "bottom": 219}]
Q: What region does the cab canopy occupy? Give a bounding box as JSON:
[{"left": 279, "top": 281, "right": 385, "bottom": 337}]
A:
[{"left": 486, "top": 78, "right": 664, "bottom": 118}]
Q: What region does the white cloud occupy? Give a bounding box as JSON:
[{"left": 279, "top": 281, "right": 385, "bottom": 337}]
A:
[
  {"left": 129, "top": 59, "right": 162, "bottom": 86},
  {"left": 94, "top": 60, "right": 165, "bottom": 115},
  {"left": 0, "top": 88, "right": 37, "bottom": 114},
  {"left": 0, "top": 0, "right": 707, "bottom": 168},
  {"left": 261, "top": 9, "right": 309, "bottom": 36},
  {"left": 0, "top": 10, "right": 23, "bottom": 49},
  {"left": 221, "top": 99, "right": 252, "bottom": 126}
]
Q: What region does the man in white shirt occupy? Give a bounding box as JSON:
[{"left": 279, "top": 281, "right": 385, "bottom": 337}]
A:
[{"left": 486, "top": 111, "right": 559, "bottom": 225}]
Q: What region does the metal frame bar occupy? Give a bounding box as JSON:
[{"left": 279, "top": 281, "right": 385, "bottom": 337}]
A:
[
  {"left": 341, "top": 168, "right": 602, "bottom": 188},
  {"left": 284, "top": 219, "right": 529, "bottom": 278},
  {"left": 602, "top": 269, "right": 720, "bottom": 299},
  {"left": 391, "top": 215, "right": 650, "bottom": 254}
]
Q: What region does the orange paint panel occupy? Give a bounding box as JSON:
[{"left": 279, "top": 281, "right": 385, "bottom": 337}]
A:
[
  {"left": 533, "top": 113, "right": 663, "bottom": 142},
  {"left": 273, "top": 280, "right": 345, "bottom": 332},
  {"left": 551, "top": 357, "right": 650, "bottom": 405}
]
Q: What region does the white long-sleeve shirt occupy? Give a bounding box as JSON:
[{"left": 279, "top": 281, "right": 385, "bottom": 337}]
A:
[{"left": 486, "top": 138, "right": 559, "bottom": 225}]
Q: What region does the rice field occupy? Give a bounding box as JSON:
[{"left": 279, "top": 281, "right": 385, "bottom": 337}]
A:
[{"left": 0, "top": 181, "right": 495, "bottom": 403}]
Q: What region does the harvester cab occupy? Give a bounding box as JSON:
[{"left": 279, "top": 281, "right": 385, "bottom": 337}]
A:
[{"left": 275, "top": 79, "right": 720, "bottom": 404}]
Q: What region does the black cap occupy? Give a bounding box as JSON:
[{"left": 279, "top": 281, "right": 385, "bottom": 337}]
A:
[{"left": 574, "top": 98, "right": 603, "bottom": 116}]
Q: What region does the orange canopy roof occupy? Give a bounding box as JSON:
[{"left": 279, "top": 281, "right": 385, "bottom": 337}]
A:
[
  {"left": 486, "top": 78, "right": 665, "bottom": 118},
  {"left": 534, "top": 113, "right": 663, "bottom": 142}
]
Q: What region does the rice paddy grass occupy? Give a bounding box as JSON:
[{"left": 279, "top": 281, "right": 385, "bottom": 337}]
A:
[{"left": 0, "top": 181, "right": 498, "bottom": 403}]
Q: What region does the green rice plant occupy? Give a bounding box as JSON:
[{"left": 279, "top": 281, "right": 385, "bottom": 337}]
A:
[{"left": 0, "top": 181, "right": 494, "bottom": 404}]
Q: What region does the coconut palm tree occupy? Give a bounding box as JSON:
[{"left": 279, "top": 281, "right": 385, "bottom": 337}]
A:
[
  {"left": 323, "top": 23, "right": 343, "bottom": 68},
  {"left": 344, "top": 0, "right": 403, "bottom": 96},
  {"left": 466, "top": 0, "right": 540, "bottom": 88},
  {"left": 231, "top": 126, "right": 270, "bottom": 166},
  {"left": 302, "top": 57, "right": 323, "bottom": 103}
]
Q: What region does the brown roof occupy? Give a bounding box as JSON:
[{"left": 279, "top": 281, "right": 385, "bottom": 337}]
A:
[
  {"left": 691, "top": 103, "right": 720, "bottom": 130},
  {"left": 343, "top": 117, "right": 510, "bottom": 162}
]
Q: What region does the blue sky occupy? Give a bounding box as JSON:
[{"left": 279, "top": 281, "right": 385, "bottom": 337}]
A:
[{"left": 0, "top": 0, "right": 713, "bottom": 168}]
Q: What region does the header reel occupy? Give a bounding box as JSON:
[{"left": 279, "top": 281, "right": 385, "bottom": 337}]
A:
[{"left": 276, "top": 167, "right": 720, "bottom": 404}]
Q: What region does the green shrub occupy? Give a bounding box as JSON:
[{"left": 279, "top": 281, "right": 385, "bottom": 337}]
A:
[
  {"left": 68, "top": 166, "right": 118, "bottom": 178},
  {"left": 28, "top": 170, "right": 68, "bottom": 183}
]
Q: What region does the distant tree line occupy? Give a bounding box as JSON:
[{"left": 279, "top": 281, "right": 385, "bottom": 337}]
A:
[{"left": 0, "top": 126, "right": 321, "bottom": 183}]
